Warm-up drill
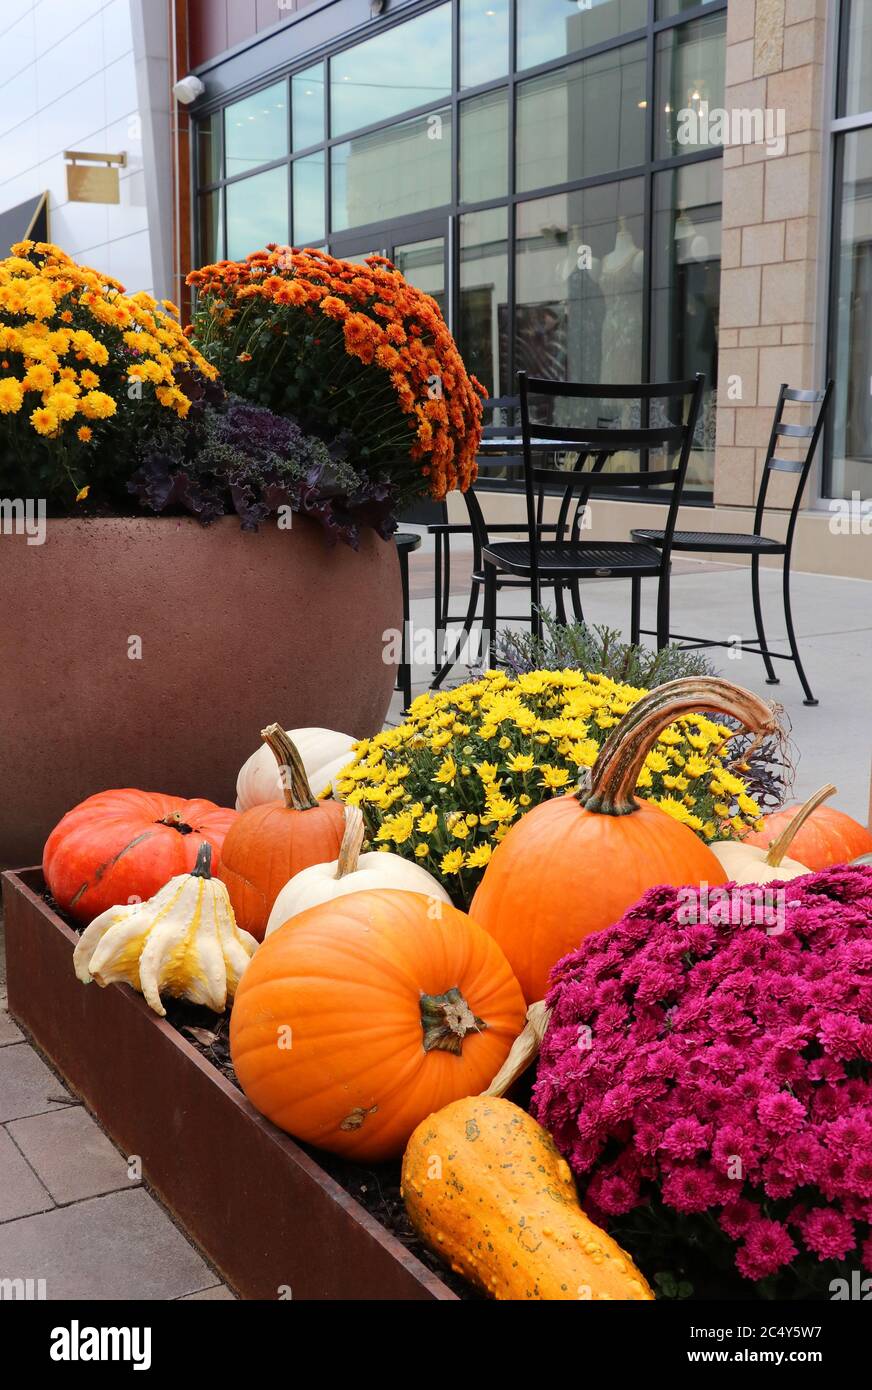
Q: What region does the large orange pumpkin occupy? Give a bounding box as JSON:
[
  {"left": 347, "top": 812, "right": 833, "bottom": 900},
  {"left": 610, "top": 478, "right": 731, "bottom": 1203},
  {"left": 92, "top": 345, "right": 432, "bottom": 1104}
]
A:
[
  {"left": 43, "top": 790, "right": 237, "bottom": 925},
  {"left": 742, "top": 798, "right": 872, "bottom": 872},
  {"left": 218, "top": 724, "right": 345, "bottom": 941},
  {"left": 229, "top": 889, "right": 527, "bottom": 1161},
  {"left": 471, "top": 678, "right": 780, "bottom": 1003}
]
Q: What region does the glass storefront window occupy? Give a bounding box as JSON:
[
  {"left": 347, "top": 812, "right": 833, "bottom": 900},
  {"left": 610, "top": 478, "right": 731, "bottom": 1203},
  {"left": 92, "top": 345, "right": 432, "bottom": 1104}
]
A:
[
  {"left": 652, "top": 161, "right": 723, "bottom": 489},
  {"left": 840, "top": 0, "right": 872, "bottom": 117},
  {"left": 293, "top": 153, "right": 326, "bottom": 245},
  {"left": 199, "top": 190, "right": 223, "bottom": 262},
  {"left": 656, "top": 12, "right": 727, "bottom": 159},
  {"left": 657, "top": 0, "right": 720, "bottom": 17},
  {"left": 226, "top": 165, "right": 289, "bottom": 260},
  {"left": 292, "top": 63, "right": 325, "bottom": 151},
  {"left": 394, "top": 236, "right": 446, "bottom": 311},
  {"left": 517, "top": 0, "right": 646, "bottom": 72},
  {"left": 331, "top": 109, "right": 453, "bottom": 232},
  {"left": 460, "top": 0, "right": 509, "bottom": 89},
  {"left": 198, "top": 111, "right": 222, "bottom": 185},
  {"left": 224, "top": 82, "right": 287, "bottom": 178},
  {"left": 460, "top": 89, "right": 509, "bottom": 204},
  {"left": 515, "top": 180, "right": 645, "bottom": 407},
  {"left": 829, "top": 128, "right": 872, "bottom": 500},
  {"left": 330, "top": 5, "right": 451, "bottom": 137},
  {"left": 517, "top": 42, "right": 646, "bottom": 194},
  {"left": 459, "top": 207, "right": 509, "bottom": 399}
]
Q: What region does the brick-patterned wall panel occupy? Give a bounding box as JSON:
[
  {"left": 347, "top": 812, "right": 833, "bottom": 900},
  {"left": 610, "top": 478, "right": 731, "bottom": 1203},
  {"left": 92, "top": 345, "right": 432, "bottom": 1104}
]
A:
[{"left": 715, "top": 0, "right": 830, "bottom": 510}]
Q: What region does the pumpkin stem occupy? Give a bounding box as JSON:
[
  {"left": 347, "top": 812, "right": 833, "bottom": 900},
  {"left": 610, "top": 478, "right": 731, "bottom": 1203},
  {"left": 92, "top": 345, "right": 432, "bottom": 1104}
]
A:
[
  {"left": 420, "top": 987, "right": 486, "bottom": 1055},
  {"left": 260, "top": 724, "right": 318, "bottom": 812},
  {"left": 578, "top": 677, "right": 780, "bottom": 817},
  {"left": 191, "top": 842, "right": 213, "bottom": 879},
  {"left": 482, "top": 1001, "right": 551, "bottom": 1098},
  {"left": 336, "top": 805, "right": 366, "bottom": 878},
  {"left": 764, "top": 784, "right": 837, "bottom": 867},
  {"left": 156, "top": 811, "right": 194, "bottom": 834}
]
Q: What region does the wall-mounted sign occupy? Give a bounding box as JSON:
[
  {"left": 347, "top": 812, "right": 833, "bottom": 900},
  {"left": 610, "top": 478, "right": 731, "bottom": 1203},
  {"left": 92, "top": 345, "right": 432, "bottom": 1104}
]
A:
[{"left": 64, "top": 151, "right": 127, "bottom": 205}]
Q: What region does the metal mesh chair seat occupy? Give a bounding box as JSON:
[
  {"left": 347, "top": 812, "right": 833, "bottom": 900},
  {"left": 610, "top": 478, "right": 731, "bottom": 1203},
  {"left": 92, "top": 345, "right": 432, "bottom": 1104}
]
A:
[
  {"left": 631, "top": 528, "right": 786, "bottom": 555},
  {"left": 482, "top": 540, "right": 664, "bottom": 578}
]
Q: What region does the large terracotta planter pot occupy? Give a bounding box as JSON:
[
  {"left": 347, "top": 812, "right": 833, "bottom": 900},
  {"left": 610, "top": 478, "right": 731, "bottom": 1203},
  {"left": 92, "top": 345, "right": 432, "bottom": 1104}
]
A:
[{"left": 0, "top": 516, "right": 402, "bottom": 867}]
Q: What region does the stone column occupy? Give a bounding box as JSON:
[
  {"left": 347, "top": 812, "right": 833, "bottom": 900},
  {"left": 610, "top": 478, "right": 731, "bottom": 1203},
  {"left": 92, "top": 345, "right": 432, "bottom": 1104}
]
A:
[{"left": 715, "top": 0, "right": 830, "bottom": 510}]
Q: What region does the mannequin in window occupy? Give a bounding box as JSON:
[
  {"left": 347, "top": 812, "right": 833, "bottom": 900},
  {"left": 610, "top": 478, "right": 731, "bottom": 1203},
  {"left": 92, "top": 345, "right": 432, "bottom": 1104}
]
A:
[{"left": 589, "top": 215, "right": 644, "bottom": 386}]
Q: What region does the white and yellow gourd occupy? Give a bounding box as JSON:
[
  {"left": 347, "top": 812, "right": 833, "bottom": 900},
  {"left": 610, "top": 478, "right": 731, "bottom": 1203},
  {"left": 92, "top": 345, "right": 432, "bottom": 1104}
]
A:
[
  {"left": 235, "top": 726, "right": 355, "bottom": 809},
  {"left": 264, "top": 805, "right": 451, "bottom": 938},
  {"left": 73, "top": 843, "right": 258, "bottom": 1016},
  {"left": 710, "top": 784, "right": 835, "bottom": 885}
]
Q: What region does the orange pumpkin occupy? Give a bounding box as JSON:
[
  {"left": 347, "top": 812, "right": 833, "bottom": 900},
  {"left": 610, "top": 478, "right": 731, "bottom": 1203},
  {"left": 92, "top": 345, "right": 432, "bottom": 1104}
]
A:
[
  {"left": 43, "top": 790, "right": 237, "bottom": 925},
  {"left": 742, "top": 798, "right": 872, "bottom": 872},
  {"left": 229, "top": 889, "right": 527, "bottom": 1161},
  {"left": 218, "top": 724, "right": 345, "bottom": 941},
  {"left": 471, "top": 678, "right": 780, "bottom": 1003}
]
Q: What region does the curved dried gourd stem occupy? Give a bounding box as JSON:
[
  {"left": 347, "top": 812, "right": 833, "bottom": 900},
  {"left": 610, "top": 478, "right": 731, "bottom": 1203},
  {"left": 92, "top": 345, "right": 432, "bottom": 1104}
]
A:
[
  {"left": 482, "top": 1001, "right": 552, "bottom": 1098},
  {"left": 336, "top": 805, "right": 366, "bottom": 878},
  {"left": 190, "top": 842, "right": 213, "bottom": 879},
  {"left": 764, "top": 783, "right": 837, "bottom": 867},
  {"left": 578, "top": 677, "right": 781, "bottom": 818},
  {"left": 261, "top": 723, "right": 318, "bottom": 812}
]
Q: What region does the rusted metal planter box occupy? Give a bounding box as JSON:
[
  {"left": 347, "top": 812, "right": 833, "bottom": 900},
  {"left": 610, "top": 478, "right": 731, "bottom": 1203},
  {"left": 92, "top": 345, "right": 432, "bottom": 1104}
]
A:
[{"left": 2, "top": 868, "right": 455, "bottom": 1302}]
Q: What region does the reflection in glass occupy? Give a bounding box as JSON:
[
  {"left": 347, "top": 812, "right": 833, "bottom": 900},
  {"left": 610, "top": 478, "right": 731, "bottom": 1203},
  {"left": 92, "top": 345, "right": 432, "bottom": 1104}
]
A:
[
  {"left": 460, "top": 89, "right": 509, "bottom": 204},
  {"left": 829, "top": 129, "right": 872, "bottom": 499},
  {"left": 331, "top": 110, "right": 452, "bottom": 232},
  {"left": 330, "top": 5, "right": 451, "bottom": 136},
  {"left": 460, "top": 0, "right": 509, "bottom": 88},
  {"left": 459, "top": 207, "right": 509, "bottom": 400},
  {"left": 656, "top": 13, "right": 727, "bottom": 159},
  {"left": 198, "top": 111, "right": 222, "bottom": 185},
  {"left": 226, "top": 166, "right": 289, "bottom": 260},
  {"left": 394, "top": 236, "right": 445, "bottom": 312},
  {"left": 517, "top": 43, "right": 646, "bottom": 193},
  {"left": 841, "top": 0, "right": 872, "bottom": 117},
  {"left": 292, "top": 63, "right": 325, "bottom": 151},
  {"left": 515, "top": 181, "right": 645, "bottom": 434},
  {"left": 656, "top": 0, "right": 719, "bottom": 16},
  {"left": 199, "top": 190, "right": 223, "bottom": 263},
  {"left": 652, "top": 161, "right": 723, "bottom": 488},
  {"left": 517, "top": 0, "right": 646, "bottom": 71},
  {"left": 225, "top": 82, "right": 288, "bottom": 177},
  {"left": 293, "top": 153, "right": 325, "bottom": 245}
]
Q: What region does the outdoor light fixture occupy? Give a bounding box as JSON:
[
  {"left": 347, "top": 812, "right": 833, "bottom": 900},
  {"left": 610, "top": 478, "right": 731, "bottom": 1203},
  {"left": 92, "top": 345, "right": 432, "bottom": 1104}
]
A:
[
  {"left": 173, "top": 74, "right": 206, "bottom": 105},
  {"left": 370, "top": 0, "right": 387, "bottom": 15}
]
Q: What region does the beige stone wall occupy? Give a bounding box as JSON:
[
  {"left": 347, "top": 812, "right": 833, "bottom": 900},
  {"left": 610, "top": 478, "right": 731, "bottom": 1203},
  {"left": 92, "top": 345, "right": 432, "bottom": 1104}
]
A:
[{"left": 716, "top": 0, "right": 831, "bottom": 511}]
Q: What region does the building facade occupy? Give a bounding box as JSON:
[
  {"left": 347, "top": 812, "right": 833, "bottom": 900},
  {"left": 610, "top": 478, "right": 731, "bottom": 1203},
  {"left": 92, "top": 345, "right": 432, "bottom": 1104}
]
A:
[{"left": 1, "top": 1, "right": 869, "bottom": 576}]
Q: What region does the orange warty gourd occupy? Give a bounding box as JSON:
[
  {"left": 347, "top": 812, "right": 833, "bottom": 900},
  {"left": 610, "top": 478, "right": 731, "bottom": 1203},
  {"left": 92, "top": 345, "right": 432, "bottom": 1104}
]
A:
[
  {"left": 471, "top": 678, "right": 780, "bottom": 1003},
  {"left": 43, "top": 790, "right": 237, "bottom": 925},
  {"left": 742, "top": 797, "right": 872, "bottom": 872},
  {"left": 218, "top": 724, "right": 345, "bottom": 941},
  {"left": 402, "top": 1096, "right": 654, "bottom": 1301},
  {"left": 229, "top": 889, "right": 526, "bottom": 1161}
]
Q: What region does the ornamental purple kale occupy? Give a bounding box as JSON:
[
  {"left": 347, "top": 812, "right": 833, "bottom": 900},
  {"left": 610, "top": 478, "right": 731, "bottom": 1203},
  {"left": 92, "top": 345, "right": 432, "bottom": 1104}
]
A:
[{"left": 532, "top": 865, "right": 872, "bottom": 1293}]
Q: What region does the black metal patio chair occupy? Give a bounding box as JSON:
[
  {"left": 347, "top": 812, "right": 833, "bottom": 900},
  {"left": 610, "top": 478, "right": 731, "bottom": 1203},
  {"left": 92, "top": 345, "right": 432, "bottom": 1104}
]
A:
[
  {"left": 631, "top": 381, "right": 834, "bottom": 706},
  {"left": 482, "top": 372, "right": 707, "bottom": 665}
]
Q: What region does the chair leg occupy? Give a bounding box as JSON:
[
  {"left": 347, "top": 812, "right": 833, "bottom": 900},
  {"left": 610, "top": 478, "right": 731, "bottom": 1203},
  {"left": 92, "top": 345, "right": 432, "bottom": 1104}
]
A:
[
  {"left": 630, "top": 577, "right": 641, "bottom": 647},
  {"left": 484, "top": 562, "right": 498, "bottom": 669},
  {"left": 431, "top": 580, "right": 481, "bottom": 690},
  {"left": 751, "top": 554, "right": 778, "bottom": 685},
  {"left": 442, "top": 533, "right": 452, "bottom": 628},
  {"left": 433, "top": 531, "right": 443, "bottom": 677},
  {"left": 655, "top": 567, "right": 671, "bottom": 651},
  {"left": 570, "top": 579, "right": 585, "bottom": 625},
  {"left": 554, "top": 578, "right": 568, "bottom": 626},
  {"left": 782, "top": 557, "right": 817, "bottom": 706},
  {"left": 398, "top": 548, "right": 412, "bottom": 711}
]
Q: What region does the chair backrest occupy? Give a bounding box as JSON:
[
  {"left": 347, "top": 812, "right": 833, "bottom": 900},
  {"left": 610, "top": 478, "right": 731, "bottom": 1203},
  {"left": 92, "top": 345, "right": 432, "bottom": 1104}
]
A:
[
  {"left": 517, "top": 371, "right": 706, "bottom": 579},
  {"left": 754, "top": 382, "right": 835, "bottom": 542}
]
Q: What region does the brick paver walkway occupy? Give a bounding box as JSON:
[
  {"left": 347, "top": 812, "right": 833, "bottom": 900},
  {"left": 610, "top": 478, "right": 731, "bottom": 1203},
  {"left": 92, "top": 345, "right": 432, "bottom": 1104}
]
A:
[{"left": 0, "top": 914, "right": 235, "bottom": 1301}]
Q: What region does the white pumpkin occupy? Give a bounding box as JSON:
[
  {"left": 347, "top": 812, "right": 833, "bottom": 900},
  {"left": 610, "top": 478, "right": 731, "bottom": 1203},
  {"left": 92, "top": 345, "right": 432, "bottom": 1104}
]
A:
[
  {"left": 710, "top": 784, "right": 835, "bottom": 886},
  {"left": 73, "top": 843, "right": 258, "bottom": 1016},
  {"left": 265, "top": 806, "right": 451, "bottom": 937},
  {"left": 235, "top": 726, "right": 355, "bottom": 810}
]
